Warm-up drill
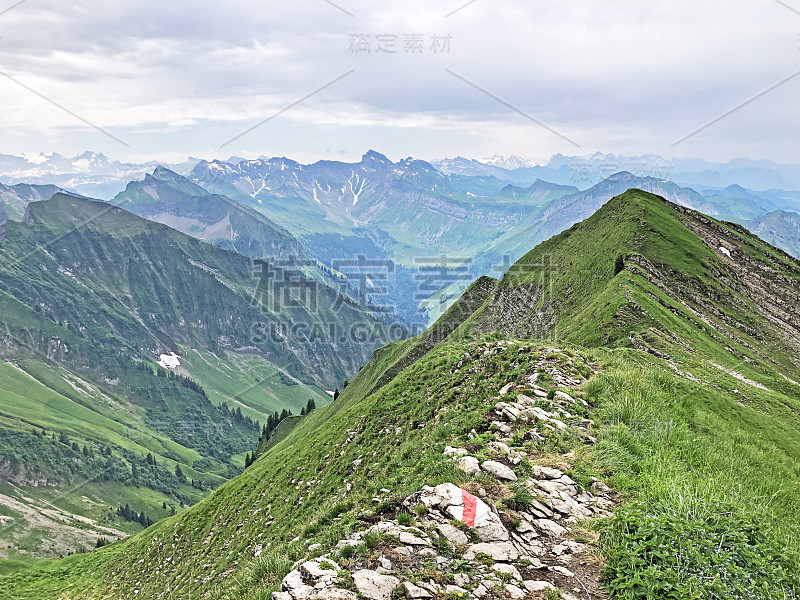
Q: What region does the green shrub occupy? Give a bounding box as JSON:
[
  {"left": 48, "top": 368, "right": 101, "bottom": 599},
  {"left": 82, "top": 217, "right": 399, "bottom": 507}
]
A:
[
  {"left": 362, "top": 529, "right": 382, "bottom": 550},
  {"left": 242, "top": 551, "right": 293, "bottom": 589},
  {"left": 603, "top": 504, "right": 800, "bottom": 600},
  {"left": 337, "top": 570, "right": 356, "bottom": 591},
  {"left": 432, "top": 533, "right": 454, "bottom": 557},
  {"left": 515, "top": 457, "right": 534, "bottom": 478},
  {"left": 397, "top": 511, "right": 414, "bottom": 526},
  {"left": 502, "top": 485, "right": 533, "bottom": 511},
  {"left": 391, "top": 586, "right": 405, "bottom": 600}
]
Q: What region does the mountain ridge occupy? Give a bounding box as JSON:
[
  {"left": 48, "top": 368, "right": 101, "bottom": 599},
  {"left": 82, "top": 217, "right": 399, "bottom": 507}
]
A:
[{"left": 3, "top": 188, "right": 799, "bottom": 598}]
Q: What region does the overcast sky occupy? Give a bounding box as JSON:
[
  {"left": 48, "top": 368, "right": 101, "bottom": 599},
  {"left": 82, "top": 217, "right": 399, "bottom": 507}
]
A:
[{"left": 0, "top": 0, "right": 798, "bottom": 164}]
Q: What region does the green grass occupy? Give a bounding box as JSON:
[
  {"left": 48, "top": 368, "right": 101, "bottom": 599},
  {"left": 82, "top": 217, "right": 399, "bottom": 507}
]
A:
[
  {"left": 581, "top": 358, "right": 800, "bottom": 597},
  {"left": 4, "top": 330, "right": 797, "bottom": 599},
  {"left": 1, "top": 189, "right": 799, "bottom": 598},
  {"left": 178, "top": 348, "right": 328, "bottom": 422}
]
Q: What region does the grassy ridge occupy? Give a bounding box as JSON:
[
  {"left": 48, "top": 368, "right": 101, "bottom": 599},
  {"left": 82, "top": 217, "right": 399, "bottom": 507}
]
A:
[
  {"left": 1, "top": 189, "right": 798, "bottom": 597},
  {"left": 3, "top": 335, "right": 798, "bottom": 598}
]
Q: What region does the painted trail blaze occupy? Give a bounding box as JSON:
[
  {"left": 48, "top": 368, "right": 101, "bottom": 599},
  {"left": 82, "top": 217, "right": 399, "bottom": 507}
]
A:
[{"left": 461, "top": 489, "right": 478, "bottom": 527}]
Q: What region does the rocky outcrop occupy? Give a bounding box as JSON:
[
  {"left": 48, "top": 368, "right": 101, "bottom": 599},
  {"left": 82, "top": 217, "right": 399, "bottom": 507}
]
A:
[{"left": 274, "top": 367, "right": 616, "bottom": 600}]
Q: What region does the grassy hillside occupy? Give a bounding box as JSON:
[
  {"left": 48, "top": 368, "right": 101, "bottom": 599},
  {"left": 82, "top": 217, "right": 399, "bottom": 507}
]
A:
[
  {"left": 0, "top": 194, "right": 383, "bottom": 556},
  {"left": 466, "top": 190, "right": 799, "bottom": 365},
  {"left": 1, "top": 189, "right": 798, "bottom": 598}
]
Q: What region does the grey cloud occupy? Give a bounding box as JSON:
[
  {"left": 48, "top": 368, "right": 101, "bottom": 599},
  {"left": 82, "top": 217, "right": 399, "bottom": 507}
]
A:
[{"left": 0, "top": 0, "right": 797, "bottom": 162}]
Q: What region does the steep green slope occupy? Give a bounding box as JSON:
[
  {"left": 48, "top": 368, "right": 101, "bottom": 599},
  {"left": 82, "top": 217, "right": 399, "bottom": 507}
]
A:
[
  {"left": 0, "top": 194, "right": 384, "bottom": 556},
  {"left": 2, "top": 189, "right": 799, "bottom": 599},
  {"left": 0, "top": 182, "right": 68, "bottom": 222},
  {"left": 466, "top": 190, "right": 799, "bottom": 369}
]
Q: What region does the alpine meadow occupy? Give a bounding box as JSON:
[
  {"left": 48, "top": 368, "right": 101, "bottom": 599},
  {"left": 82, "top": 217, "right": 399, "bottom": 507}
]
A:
[{"left": 1, "top": 2, "right": 799, "bottom": 599}]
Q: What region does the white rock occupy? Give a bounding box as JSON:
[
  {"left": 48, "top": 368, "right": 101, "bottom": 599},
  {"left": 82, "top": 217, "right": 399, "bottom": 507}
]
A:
[
  {"left": 352, "top": 570, "right": 400, "bottom": 600},
  {"left": 532, "top": 519, "right": 567, "bottom": 538},
  {"left": 480, "top": 461, "right": 517, "bottom": 481},
  {"left": 499, "top": 383, "right": 515, "bottom": 395},
  {"left": 300, "top": 560, "right": 339, "bottom": 583},
  {"left": 516, "top": 520, "right": 536, "bottom": 534},
  {"left": 526, "top": 406, "right": 552, "bottom": 421},
  {"left": 437, "top": 523, "right": 469, "bottom": 547},
  {"left": 505, "top": 584, "right": 525, "bottom": 599},
  {"left": 550, "top": 565, "right": 574, "bottom": 577},
  {"left": 322, "top": 591, "right": 359, "bottom": 600},
  {"left": 464, "top": 542, "right": 519, "bottom": 562},
  {"left": 398, "top": 531, "right": 430, "bottom": 546},
  {"left": 445, "top": 585, "right": 469, "bottom": 596},
  {"left": 401, "top": 581, "right": 432, "bottom": 598},
  {"left": 486, "top": 442, "right": 510, "bottom": 455},
  {"left": 523, "top": 581, "right": 556, "bottom": 592},
  {"left": 281, "top": 570, "right": 315, "bottom": 599},
  {"left": 550, "top": 496, "right": 592, "bottom": 519},
  {"left": 472, "top": 584, "right": 487, "bottom": 598},
  {"left": 533, "top": 466, "right": 564, "bottom": 480},
  {"left": 553, "top": 391, "right": 576, "bottom": 403},
  {"left": 535, "top": 479, "right": 575, "bottom": 497},
  {"left": 453, "top": 456, "right": 480, "bottom": 475},
  {"left": 491, "top": 563, "right": 522, "bottom": 581},
  {"left": 557, "top": 473, "right": 576, "bottom": 486},
  {"left": 494, "top": 402, "right": 520, "bottom": 421},
  {"left": 444, "top": 446, "right": 468, "bottom": 457}
]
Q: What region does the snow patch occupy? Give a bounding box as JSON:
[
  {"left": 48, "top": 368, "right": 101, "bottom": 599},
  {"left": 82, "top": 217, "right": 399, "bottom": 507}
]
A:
[
  {"left": 719, "top": 246, "right": 731, "bottom": 258},
  {"left": 158, "top": 352, "right": 181, "bottom": 370},
  {"left": 312, "top": 181, "right": 321, "bottom": 204}
]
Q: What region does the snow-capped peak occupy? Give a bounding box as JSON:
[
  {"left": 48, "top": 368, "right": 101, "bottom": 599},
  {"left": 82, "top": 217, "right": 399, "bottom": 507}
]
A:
[{"left": 482, "top": 155, "right": 534, "bottom": 170}]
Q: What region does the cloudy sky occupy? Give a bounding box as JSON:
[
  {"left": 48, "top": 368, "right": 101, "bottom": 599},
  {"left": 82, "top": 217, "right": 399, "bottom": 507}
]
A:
[{"left": 0, "top": 0, "right": 798, "bottom": 164}]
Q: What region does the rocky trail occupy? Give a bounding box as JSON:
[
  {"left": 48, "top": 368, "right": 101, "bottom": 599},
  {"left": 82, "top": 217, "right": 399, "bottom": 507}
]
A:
[{"left": 275, "top": 352, "right": 618, "bottom": 600}]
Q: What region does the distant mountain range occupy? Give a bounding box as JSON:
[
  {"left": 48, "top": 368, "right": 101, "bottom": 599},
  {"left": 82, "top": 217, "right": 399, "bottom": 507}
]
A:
[
  {"left": 112, "top": 166, "right": 311, "bottom": 264},
  {"left": 433, "top": 152, "right": 800, "bottom": 192},
  {"left": 3, "top": 151, "right": 800, "bottom": 200},
  {"left": 0, "top": 152, "right": 197, "bottom": 199},
  {"left": 3, "top": 151, "right": 800, "bottom": 328}
]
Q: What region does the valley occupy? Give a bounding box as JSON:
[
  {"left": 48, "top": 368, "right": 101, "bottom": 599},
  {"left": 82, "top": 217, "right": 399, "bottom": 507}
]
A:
[
  {"left": 0, "top": 193, "right": 383, "bottom": 557},
  {"left": 3, "top": 2, "right": 799, "bottom": 596}
]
